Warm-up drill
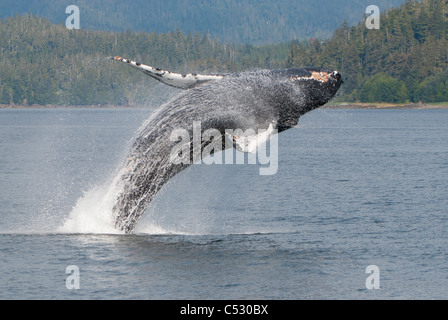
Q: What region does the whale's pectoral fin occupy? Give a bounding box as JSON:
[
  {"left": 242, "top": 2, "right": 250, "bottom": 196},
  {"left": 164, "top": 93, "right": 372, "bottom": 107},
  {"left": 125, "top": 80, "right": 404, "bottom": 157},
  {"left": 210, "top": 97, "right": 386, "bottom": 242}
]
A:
[
  {"left": 225, "top": 122, "right": 277, "bottom": 153},
  {"left": 110, "top": 56, "right": 225, "bottom": 89}
]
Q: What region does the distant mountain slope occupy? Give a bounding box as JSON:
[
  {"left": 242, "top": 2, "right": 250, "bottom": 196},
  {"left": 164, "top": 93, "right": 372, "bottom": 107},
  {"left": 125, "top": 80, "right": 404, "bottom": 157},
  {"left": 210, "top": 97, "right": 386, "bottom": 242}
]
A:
[
  {"left": 286, "top": 0, "right": 448, "bottom": 103},
  {"left": 0, "top": 0, "right": 406, "bottom": 44},
  {"left": 0, "top": 15, "right": 290, "bottom": 106}
]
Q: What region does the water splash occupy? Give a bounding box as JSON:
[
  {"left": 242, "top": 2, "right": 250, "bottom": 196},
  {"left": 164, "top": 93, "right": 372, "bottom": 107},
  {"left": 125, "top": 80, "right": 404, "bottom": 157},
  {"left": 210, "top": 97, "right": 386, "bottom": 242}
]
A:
[{"left": 58, "top": 175, "right": 124, "bottom": 234}]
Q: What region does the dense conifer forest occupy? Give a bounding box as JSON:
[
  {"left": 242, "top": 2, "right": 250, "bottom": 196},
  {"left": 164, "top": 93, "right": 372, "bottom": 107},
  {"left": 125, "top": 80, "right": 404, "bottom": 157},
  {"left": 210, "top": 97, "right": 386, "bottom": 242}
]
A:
[
  {"left": 286, "top": 0, "right": 448, "bottom": 103},
  {"left": 0, "top": 0, "right": 446, "bottom": 105},
  {"left": 0, "top": 14, "right": 293, "bottom": 106}
]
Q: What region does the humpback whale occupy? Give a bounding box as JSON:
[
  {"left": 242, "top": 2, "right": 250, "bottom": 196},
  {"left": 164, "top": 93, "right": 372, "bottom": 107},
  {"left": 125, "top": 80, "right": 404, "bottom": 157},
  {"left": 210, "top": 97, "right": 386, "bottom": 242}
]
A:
[{"left": 110, "top": 56, "right": 342, "bottom": 233}]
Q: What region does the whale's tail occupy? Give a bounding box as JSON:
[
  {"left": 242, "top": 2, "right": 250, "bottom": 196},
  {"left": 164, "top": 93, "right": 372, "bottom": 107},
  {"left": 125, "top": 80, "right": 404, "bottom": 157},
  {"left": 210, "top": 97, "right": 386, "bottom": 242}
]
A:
[{"left": 110, "top": 56, "right": 225, "bottom": 89}]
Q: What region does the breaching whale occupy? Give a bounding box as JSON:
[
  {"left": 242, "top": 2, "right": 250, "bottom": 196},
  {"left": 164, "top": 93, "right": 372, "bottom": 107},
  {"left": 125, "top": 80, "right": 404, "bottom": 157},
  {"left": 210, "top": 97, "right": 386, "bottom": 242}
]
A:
[{"left": 110, "top": 56, "right": 342, "bottom": 233}]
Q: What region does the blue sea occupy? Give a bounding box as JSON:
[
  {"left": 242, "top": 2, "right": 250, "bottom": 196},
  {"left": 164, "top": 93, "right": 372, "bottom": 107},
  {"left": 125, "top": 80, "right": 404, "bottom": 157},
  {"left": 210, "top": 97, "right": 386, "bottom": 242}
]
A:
[{"left": 0, "top": 107, "right": 447, "bottom": 300}]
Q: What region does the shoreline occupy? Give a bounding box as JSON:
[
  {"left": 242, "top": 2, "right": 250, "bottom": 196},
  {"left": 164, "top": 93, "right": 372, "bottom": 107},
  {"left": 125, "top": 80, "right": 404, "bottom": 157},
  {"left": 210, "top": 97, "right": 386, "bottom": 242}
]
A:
[
  {"left": 323, "top": 102, "right": 448, "bottom": 109},
  {"left": 2, "top": 102, "right": 448, "bottom": 109},
  {"left": 0, "top": 104, "right": 146, "bottom": 109}
]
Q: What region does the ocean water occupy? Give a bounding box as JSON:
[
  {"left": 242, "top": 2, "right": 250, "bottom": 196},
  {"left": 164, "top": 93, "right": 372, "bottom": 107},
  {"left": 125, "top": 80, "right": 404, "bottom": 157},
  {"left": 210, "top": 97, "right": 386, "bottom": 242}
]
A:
[{"left": 0, "top": 107, "right": 447, "bottom": 300}]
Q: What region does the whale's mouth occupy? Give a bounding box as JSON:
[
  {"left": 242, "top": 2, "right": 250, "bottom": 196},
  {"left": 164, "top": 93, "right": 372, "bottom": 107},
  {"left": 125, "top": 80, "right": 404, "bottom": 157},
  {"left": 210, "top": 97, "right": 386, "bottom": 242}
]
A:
[
  {"left": 290, "top": 71, "right": 331, "bottom": 82},
  {"left": 289, "top": 69, "right": 341, "bottom": 84}
]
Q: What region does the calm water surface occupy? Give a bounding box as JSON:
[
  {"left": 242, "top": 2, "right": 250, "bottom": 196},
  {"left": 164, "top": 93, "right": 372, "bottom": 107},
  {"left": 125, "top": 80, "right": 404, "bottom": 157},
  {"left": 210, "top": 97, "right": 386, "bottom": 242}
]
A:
[{"left": 0, "top": 107, "right": 447, "bottom": 299}]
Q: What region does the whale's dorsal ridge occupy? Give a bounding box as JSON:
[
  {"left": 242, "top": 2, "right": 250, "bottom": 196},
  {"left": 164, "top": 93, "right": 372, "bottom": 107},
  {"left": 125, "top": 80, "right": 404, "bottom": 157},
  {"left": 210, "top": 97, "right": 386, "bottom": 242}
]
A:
[{"left": 110, "top": 56, "right": 225, "bottom": 89}]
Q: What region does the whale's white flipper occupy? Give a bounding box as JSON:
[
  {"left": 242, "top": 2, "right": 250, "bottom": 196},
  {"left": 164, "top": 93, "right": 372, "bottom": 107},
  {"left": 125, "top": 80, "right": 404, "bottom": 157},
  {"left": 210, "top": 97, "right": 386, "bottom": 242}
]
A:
[
  {"left": 110, "top": 56, "right": 225, "bottom": 89},
  {"left": 226, "top": 122, "right": 277, "bottom": 153}
]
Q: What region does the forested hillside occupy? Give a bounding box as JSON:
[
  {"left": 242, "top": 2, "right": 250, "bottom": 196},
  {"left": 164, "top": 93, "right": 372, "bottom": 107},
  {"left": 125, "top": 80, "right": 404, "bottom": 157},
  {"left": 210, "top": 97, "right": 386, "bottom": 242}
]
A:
[
  {"left": 286, "top": 0, "right": 448, "bottom": 103},
  {"left": 0, "top": 0, "right": 405, "bottom": 44},
  {"left": 0, "top": 15, "right": 290, "bottom": 105},
  {"left": 1, "top": 0, "right": 447, "bottom": 106}
]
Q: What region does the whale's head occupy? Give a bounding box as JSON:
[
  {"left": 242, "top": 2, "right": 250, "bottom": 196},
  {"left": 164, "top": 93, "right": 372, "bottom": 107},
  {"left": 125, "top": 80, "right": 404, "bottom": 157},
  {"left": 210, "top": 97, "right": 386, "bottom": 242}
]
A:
[
  {"left": 285, "top": 67, "right": 343, "bottom": 107},
  {"left": 268, "top": 67, "right": 342, "bottom": 131}
]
